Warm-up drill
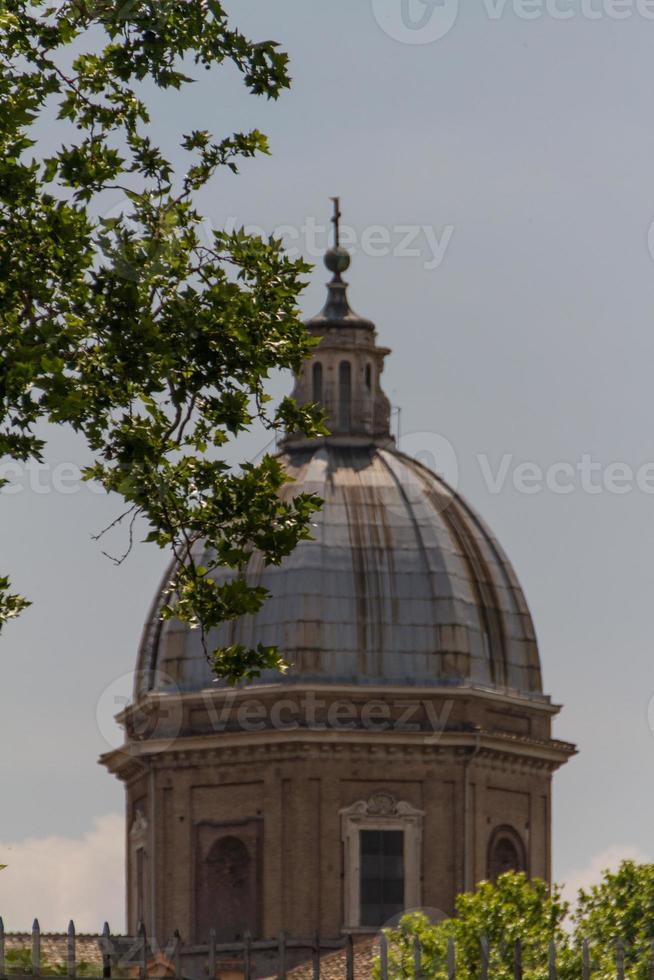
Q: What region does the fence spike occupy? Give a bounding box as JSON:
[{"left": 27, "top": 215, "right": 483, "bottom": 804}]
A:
[
  {"left": 582, "top": 938, "right": 590, "bottom": 980},
  {"left": 138, "top": 920, "right": 147, "bottom": 980},
  {"left": 244, "top": 930, "right": 252, "bottom": 980},
  {"left": 548, "top": 938, "right": 557, "bottom": 980},
  {"left": 312, "top": 930, "right": 320, "bottom": 980},
  {"left": 514, "top": 938, "right": 523, "bottom": 980},
  {"left": 616, "top": 939, "right": 625, "bottom": 980},
  {"left": 379, "top": 932, "right": 389, "bottom": 980},
  {"left": 208, "top": 928, "right": 216, "bottom": 980},
  {"left": 413, "top": 935, "right": 423, "bottom": 980},
  {"left": 101, "top": 922, "right": 111, "bottom": 980},
  {"left": 345, "top": 932, "right": 354, "bottom": 980},
  {"left": 480, "top": 935, "right": 489, "bottom": 980},
  {"left": 32, "top": 918, "right": 41, "bottom": 977},
  {"left": 447, "top": 935, "right": 456, "bottom": 980},
  {"left": 0, "top": 916, "right": 5, "bottom": 979},
  {"left": 172, "top": 929, "right": 181, "bottom": 980},
  {"left": 277, "top": 932, "right": 287, "bottom": 980},
  {"left": 67, "top": 920, "right": 76, "bottom": 979}
]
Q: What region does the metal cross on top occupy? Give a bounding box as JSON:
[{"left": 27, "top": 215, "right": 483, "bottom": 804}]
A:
[{"left": 330, "top": 195, "right": 342, "bottom": 249}]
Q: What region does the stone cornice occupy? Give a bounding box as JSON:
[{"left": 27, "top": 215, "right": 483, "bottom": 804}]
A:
[
  {"left": 100, "top": 725, "right": 576, "bottom": 781},
  {"left": 115, "top": 681, "right": 560, "bottom": 729}
]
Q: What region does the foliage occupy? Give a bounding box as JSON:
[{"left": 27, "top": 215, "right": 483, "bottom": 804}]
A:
[
  {"left": 5, "top": 949, "right": 95, "bottom": 976},
  {"left": 569, "top": 860, "right": 654, "bottom": 979},
  {"left": 0, "top": 574, "right": 30, "bottom": 629},
  {"left": 5, "top": 949, "right": 37, "bottom": 975},
  {"left": 378, "top": 873, "right": 568, "bottom": 980},
  {"left": 0, "top": 0, "right": 325, "bottom": 681},
  {"left": 376, "top": 864, "right": 654, "bottom": 979}
]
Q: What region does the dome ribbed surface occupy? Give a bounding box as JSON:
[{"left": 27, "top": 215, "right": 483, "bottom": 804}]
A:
[{"left": 137, "top": 444, "right": 542, "bottom": 698}]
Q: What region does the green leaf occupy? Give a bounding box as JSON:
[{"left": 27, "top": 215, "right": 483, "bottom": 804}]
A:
[{"left": 0, "top": 0, "right": 319, "bottom": 685}]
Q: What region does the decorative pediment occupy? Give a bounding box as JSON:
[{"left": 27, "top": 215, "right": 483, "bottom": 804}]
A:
[
  {"left": 340, "top": 793, "right": 424, "bottom": 929},
  {"left": 340, "top": 793, "right": 424, "bottom": 821}
]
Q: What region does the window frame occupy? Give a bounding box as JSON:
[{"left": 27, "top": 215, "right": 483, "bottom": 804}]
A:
[
  {"left": 340, "top": 794, "right": 424, "bottom": 931},
  {"left": 487, "top": 824, "right": 527, "bottom": 881}
]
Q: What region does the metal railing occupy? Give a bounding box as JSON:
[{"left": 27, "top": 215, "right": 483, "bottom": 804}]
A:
[
  {"left": 0, "top": 918, "right": 649, "bottom": 979},
  {"left": 0, "top": 919, "right": 354, "bottom": 980}
]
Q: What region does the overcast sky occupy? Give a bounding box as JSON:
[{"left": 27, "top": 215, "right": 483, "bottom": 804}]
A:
[{"left": 1, "top": 0, "right": 654, "bottom": 932}]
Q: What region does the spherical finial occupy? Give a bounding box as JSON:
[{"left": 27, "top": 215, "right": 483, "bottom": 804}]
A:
[{"left": 324, "top": 246, "right": 351, "bottom": 275}]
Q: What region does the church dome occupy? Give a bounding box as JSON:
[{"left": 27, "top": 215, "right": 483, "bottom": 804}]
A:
[
  {"left": 137, "top": 441, "right": 542, "bottom": 698},
  {"left": 135, "top": 200, "right": 543, "bottom": 702},
  {"left": 109, "top": 202, "right": 574, "bottom": 954}
]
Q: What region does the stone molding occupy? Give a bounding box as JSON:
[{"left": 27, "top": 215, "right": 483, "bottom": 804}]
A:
[
  {"left": 117, "top": 683, "right": 562, "bottom": 729},
  {"left": 101, "top": 726, "right": 574, "bottom": 784},
  {"left": 340, "top": 794, "right": 424, "bottom": 929},
  {"left": 104, "top": 747, "right": 568, "bottom": 791}
]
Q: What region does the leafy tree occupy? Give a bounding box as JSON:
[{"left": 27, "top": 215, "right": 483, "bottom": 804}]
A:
[
  {"left": 570, "top": 860, "right": 654, "bottom": 979},
  {"left": 378, "top": 872, "right": 569, "bottom": 980},
  {"left": 0, "top": 0, "right": 324, "bottom": 681},
  {"left": 377, "top": 864, "right": 654, "bottom": 979}
]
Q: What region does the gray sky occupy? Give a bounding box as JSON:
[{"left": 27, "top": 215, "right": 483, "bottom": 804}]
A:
[{"left": 1, "top": 0, "right": 654, "bottom": 930}]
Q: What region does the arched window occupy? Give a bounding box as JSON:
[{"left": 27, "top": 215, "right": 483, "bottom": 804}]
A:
[
  {"left": 339, "top": 361, "right": 352, "bottom": 431},
  {"left": 197, "top": 835, "right": 257, "bottom": 942},
  {"left": 312, "top": 361, "right": 323, "bottom": 403},
  {"left": 365, "top": 363, "right": 372, "bottom": 392},
  {"left": 487, "top": 826, "right": 526, "bottom": 881}
]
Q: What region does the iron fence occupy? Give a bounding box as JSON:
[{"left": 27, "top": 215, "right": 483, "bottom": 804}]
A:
[{"left": 0, "top": 918, "right": 649, "bottom": 980}]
